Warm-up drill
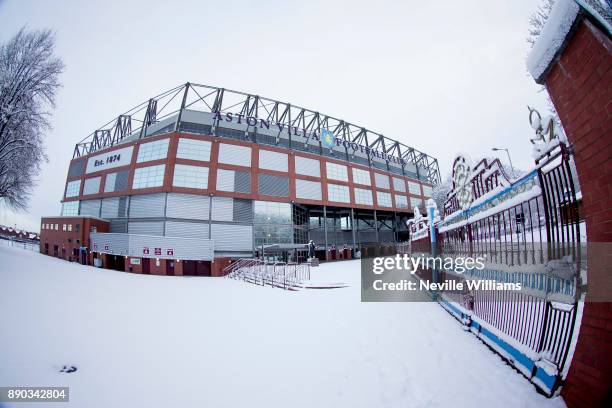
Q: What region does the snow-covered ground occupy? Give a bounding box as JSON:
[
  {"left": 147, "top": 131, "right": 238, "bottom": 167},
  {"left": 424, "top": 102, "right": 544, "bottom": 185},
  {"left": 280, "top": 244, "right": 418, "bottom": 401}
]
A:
[{"left": 0, "top": 245, "right": 566, "bottom": 408}]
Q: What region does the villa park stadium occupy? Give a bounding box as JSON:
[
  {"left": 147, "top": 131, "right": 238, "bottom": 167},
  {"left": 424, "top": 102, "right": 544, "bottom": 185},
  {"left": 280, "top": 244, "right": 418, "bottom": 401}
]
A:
[{"left": 39, "top": 83, "right": 440, "bottom": 276}]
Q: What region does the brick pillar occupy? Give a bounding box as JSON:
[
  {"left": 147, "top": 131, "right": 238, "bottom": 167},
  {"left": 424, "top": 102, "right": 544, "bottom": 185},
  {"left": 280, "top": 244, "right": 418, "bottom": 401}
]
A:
[{"left": 542, "top": 19, "right": 612, "bottom": 408}]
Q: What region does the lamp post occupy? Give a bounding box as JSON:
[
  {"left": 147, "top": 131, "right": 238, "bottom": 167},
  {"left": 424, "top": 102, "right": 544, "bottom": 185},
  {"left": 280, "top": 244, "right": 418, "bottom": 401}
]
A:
[{"left": 492, "top": 147, "right": 515, "bottom": 178}]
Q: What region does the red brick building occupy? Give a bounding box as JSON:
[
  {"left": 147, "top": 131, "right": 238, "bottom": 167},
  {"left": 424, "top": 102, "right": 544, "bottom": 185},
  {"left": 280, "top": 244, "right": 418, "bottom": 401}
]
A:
[{"left": 40, "top": 84, "right": 438, "bottom": 276}]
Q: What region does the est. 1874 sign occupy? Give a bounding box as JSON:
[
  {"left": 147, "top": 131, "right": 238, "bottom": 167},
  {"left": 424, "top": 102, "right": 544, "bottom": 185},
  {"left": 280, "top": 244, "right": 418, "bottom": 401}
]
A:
[{"left": 85, "top": 145, "right": 134, "bottom": 174}]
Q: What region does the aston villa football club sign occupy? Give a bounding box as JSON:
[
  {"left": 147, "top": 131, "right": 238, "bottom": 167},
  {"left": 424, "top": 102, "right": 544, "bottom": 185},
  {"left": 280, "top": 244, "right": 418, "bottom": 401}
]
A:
[{"left": 212, "top": 110, "right": 407, "bottom": 165}]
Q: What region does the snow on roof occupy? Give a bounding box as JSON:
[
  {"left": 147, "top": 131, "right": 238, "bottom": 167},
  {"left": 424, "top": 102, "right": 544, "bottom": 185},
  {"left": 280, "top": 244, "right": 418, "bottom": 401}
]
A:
[
  {"left": 527, "top": 0, "right": 612, "bottom": 83},
  {"left": 527, "top": 0, "right": 581, "bottom": 83}
]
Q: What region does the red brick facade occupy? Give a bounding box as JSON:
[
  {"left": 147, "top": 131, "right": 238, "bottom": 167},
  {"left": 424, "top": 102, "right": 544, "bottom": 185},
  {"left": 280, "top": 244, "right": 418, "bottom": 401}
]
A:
[
  {"left": 541, "top": 18, "right": 612, "bottom": 407},
  {"left": 63, "top": 132, "right": 431, "bottom": 212},
  {"left": 40, "top": 217, "right": 109, "bottom": 261}
]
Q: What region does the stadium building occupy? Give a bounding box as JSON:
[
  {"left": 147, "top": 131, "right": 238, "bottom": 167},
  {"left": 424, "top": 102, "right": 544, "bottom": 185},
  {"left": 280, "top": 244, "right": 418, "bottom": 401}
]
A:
[{"left": 40, "top": 83, "right": 439, "bottom": 276}]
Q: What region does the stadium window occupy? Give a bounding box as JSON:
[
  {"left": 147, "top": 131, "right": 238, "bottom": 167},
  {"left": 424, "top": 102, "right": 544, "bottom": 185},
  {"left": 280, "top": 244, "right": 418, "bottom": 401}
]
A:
[
  {"left": 68, "top": 224, "right": 73, "bottom": 232},
  {"left": 176, "top": 138, "right": 211, "bottom": 161},
  {"left": 327, "top": 184, "right": 350, "bottom": 203},
  {"left": 65, "top": 180, "right": 81, "bottom": 198},
  {"left": 354, "top": 188, "right": 373, "bottom": 205},
  {"left": 172, "top": 164, "right": 209, "bottom": 189},
  {"left": 326, "top": 162, "right": 348, "bottom": 181},
  {"left": 352, "top": 168, "right": 371, "bottom": 185},
  {"left": 83, "top": 177, "right": 101, "bottom": 195},
  {"left": 132, "top": 165, "right": 166, "bottom": 189},
  {"left": 136, "top": 139, "right": 170, "bottom": 163},
  {"left": 62, "top": 224, "right": 67, "bottom": 231},
  {"left": 376, "top": 191, "right": 392, "bottom": 207}
]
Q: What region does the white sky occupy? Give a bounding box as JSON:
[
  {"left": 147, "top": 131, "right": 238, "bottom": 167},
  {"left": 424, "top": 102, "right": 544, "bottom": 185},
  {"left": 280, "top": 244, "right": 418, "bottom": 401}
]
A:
[{"left": 0, "top": 0, "right": 550, "bottom": 231}]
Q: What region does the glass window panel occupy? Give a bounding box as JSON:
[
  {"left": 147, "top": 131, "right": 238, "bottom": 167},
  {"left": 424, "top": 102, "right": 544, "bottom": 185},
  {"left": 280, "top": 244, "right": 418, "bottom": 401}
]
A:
[
  {"left": 326, "top": 162, "right": 348, "bottom": 181},
  {"left": 176, "top": 138, "right": 211, "bottom": 161},
  {"left": 132, "top": 165, "right": 166, "bottom": 189},
  {"left": 352, "top": 168, "right": 371, "bottom": 185},
  {"left": 327, "top": 184, "right": 350, "bottom": 203},
  {"left": 172, "top": 164, "right": 209, "bottom": 189},
  {"left": 65, "top": 180, "right": 81, "bottom": 198},
  {"left": 136, "top": 139, "right": 169, "bottom": 163},
  {"left": 82, "top": 177, "right": 101, "bottom": 195}
]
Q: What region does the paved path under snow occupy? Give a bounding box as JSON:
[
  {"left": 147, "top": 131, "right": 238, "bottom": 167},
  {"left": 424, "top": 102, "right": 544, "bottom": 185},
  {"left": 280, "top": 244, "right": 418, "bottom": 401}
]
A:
[{"left": 0, "top": 246, "right": 566, "bottom": 408}]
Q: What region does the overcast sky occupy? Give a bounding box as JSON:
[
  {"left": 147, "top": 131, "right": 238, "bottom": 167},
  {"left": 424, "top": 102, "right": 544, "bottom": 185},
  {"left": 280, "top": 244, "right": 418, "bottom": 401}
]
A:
[{"left": 0, "top": 0, "right": 549, "bottom": 231}]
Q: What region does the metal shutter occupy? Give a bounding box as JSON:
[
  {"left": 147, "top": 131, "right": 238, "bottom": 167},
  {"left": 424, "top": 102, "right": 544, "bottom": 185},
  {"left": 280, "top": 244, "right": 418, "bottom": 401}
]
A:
[
  {"left": 233, "top": 199, "right": 253, "bottom": 223},
  {"left": 211, "top": 196, "right": 233, "bottom": 221},
  {"left": 101, "top": 197, "right": 120, "bottom": 218},
  {"left": 258, "top": 174, "right": 289, "bottom": 197},
  {"left": 114, "top": 170, "right": 129, "bottom": 191},
  {"left": 165, "top": 221, "right": 209, "bottom": 239},
  {"left": 129, "top": 193, "right": 166, "bottom": 218},
  {"left": 294, "top": 156, "right": 320, "bottom": 177},
  {"left": 216, "top": 169, "right": 234, "bottom": 192},
  {"left": 259, "top": 150, "right": 288, "bottom": 172},
  {"left": 80, "top": 199, "right": 101, "bottom": 217},
  {"left": 295, "top": 179, "right": 322, "bottom": 200},
  {"left": 211, "top": 224, "right": 252, "bottom": 251},
  {"left": 234, "top": 171, "right": 251, "bottom": 193},
  {"left": 166, "top": 193, "right": 209, "bottom": 220},
  {"left": 218, "top": 143, "right": 251, "bottom": 167},
  {"left": 109, "top": 219, "right": 128, "bottom": 233},
  {"left": 128, "top": 221, "right": 164, "bottom": 236},
  {"left": 374, "top": 173, "right": 390, "bottom": 189},
  {"left": 68, "top": 159, "right": 85, "bottom": 178},
  {"left": 393, "top": 177, "right": 406, "bottom": 192}
]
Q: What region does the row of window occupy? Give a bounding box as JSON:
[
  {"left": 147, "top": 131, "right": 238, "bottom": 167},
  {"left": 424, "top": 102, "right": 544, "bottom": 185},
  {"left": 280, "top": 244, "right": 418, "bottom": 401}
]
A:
[
  {"left": 74, "top": 137, "right": 429, "bottom": 193},
  {"left": 68, "top": 165, "right": 431, "bottom": 199},
  {"left": 67, "top": 162, "right": 430, "bottom": 208},
  {"left": 41, "top": 223, "right": 79, "bottom": 232}
]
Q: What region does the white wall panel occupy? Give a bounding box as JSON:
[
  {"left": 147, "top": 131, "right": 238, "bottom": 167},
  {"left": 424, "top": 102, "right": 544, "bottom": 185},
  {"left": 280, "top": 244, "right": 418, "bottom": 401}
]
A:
[
  {"left": 166, "top": 193, "right": 209, "bottom": 220},
  {"left": 218, "top": 143, "right": 251, "bottom": 167},
  {"left": 211, "top": 224, "right": 252, "bottom": 251},
  {"left": 374, "top": 173, "right": 390, "bottom": 189},
  {"left": 129, "top": 193, "right": 165, "bottom": 218},
  {"left": 295, "top": 156, "right": 320, "bottom": 177},
  {"left": 165, "top": 221, "right": 209, "bottom": 239},
  {"left": 295, "top": 179, "right": 322, "bottom": 200},
  {"left": 211, "top": 196, "right": 233, "bottom": 221},
  {"left": 259, "top": 150, "right": 288, "bottom": 172},
  {"left": 216, "top": 169, "right": 235, "bottom": 192}
]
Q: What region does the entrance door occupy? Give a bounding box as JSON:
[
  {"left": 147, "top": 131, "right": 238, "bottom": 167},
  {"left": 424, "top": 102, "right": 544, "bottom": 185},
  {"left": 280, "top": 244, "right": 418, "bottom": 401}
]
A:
[
  {"left": 142, "top": 258, "right": 151, "bottom": 274},
  {"left": 166, "top": 260, "right": 175, "bottom": 276}
]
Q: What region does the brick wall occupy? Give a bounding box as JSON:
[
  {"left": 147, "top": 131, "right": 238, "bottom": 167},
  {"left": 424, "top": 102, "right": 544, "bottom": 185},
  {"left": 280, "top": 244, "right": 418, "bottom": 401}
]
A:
[{"left": 543, "top": 18, "right": 612, "bottom": 408}]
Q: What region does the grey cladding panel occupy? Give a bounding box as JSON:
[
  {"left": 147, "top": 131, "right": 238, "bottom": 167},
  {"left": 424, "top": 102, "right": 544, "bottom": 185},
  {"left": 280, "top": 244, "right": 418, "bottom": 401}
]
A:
[
  {"left": 234, "top": 171, "right": 251, "bottom": 194},
  {"left": 258, "top": 174, "right": 289, "bottom": 197},
  {"left": 80, "top": 199, "right": 101, "bottom": 217},
  {"left": 109, "top": 219, "right": 128, "bottom": 233},
  {"left": 128, "top": 221, "right": 164, "bottom": 236},
  {"left": 129, "top": 193, "right": 166, "bottom": 218},
  {"left": 68, "top": 159, "right": 85, "bottom": 178},
  {"left": 233, "top": 199, "right": 253, "bottom": 223},
  {"left": 165, "top": 221, "right": 209, "bottom": 239},
  {"left": 166, "top": 193, "right": 209, "bottom": 220},
  {"left": 114, "top": 170, "right": 129, "bottom": 191}
]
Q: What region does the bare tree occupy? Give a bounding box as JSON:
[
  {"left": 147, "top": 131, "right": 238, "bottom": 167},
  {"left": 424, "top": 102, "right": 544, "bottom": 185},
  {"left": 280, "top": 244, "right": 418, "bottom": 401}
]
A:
[
  {"left": 527, "top": 0, "right": 556, "bottom": 47},
  {"left": 0, "top": 27, "right": 63, "bottom": 209}
]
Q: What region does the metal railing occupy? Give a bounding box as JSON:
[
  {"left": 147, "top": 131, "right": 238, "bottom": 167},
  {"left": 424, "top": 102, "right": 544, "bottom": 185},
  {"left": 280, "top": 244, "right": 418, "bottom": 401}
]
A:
[
  {"left": 432, "top": 142, "right": 582, "bottom": 396},
  {"left": 225, "top": 259, "right": 311, "bottom": 290}
]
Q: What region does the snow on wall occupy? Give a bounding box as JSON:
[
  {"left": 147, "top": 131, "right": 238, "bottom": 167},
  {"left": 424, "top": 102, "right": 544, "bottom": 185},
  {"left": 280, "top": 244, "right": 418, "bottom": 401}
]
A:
[{"left": 527, "top": 0, "right": 580, "bottom": 82}]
